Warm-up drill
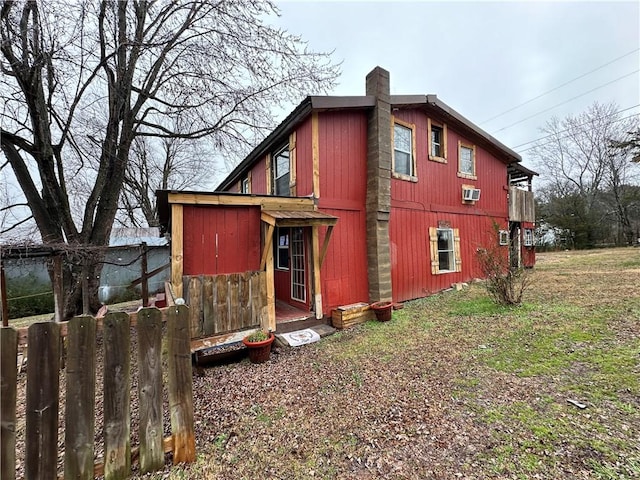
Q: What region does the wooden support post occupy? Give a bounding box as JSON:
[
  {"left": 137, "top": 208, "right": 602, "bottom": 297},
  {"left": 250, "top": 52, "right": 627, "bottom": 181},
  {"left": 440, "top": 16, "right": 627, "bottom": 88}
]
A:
[
  {"left": 53, "top": 255, "right": 64, "bottom": 323},
  {"left": 265, "top": 229, "right": 276, "bottom": 332},
  {"left": 311, "top": 226, "right": 323, "bottom": 320},
  {"left": 171, "top": 205, "right": 184, "bottom": 298},
  {"left": 141, "top": 243, "right": 149, "bottom": 307}
]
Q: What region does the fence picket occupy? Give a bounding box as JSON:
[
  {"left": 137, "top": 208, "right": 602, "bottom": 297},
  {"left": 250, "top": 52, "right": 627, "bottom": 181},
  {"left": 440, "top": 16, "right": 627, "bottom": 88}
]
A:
[
  {"left": 65, "top": 316, "right": 97, "bottom": 480},
  {"left": 239, "top": 272, "right": 251, "bottom": 328},
  {"left": 215, "top": 275, "right": 229, "bottom": 334},
  {"left": 167, "top": 305, "right": 195, "bottom": 463},
  {"left": 188, "top": 276, "right": 203, "bottom": 338},
  {"left": 229, "top": 273, "right": 240, "bottom": 329},
  {"left": 25, "top": 322, "right": 60, "bottom": 480},
  {"left": 1, "top": 327, "right": 18, "bottom": 480},
  {"left": 103, "top": 312, "right": 131, "bottom": 480},
  {"left": 202, "top": 276, "right": 215, "bottom": 336},
  {"left": 136, "top": 308, "right": 164, "bottom": 473}
]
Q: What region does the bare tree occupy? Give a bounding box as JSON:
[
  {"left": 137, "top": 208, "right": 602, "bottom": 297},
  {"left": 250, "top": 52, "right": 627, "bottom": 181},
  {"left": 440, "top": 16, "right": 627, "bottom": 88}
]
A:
[
  {"left": 0, "top": 0, "right": 338, "bottom": 318},
  {"left": 531, "top": 103, "right": 639, "bottom": 248},
  {"left": 117, "top": 116, "right": 214, "bottom": 228}
]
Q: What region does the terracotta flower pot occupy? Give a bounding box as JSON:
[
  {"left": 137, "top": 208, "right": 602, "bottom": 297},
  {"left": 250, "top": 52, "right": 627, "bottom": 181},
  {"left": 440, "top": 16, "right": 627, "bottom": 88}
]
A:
[
  {"left": 370, "top": 301, "right": 393, "bottom": 322},
  {"left": 242, "top": 332, "right": 275, "bottom": 363}
]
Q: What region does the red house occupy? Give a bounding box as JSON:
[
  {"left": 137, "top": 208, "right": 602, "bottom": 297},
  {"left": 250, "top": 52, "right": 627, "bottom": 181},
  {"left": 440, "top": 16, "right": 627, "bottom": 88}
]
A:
[{"left": 157, "top": 67, "right": 535, "bottom": 337}]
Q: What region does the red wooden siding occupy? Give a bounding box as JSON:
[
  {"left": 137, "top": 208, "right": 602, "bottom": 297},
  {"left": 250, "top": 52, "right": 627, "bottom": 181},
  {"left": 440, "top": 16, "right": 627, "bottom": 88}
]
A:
[
  {"left": 183, "top": 206, "right": 261, "bottom": 275},
  {"left": 318, "top": 111, "right": 369, "bottom": 207},
  {"left": 390, "top": 207, "right": 507, "bottom": 302},
  {"left": 294, "top": 117, "right": 313, "bottom": 196},
  {"left": 318, "top": 208, "right": 369, "bottom": 312},
  {"left": 391, "top": 109, "right": 508, "bottom": 217},
  {"left": 249, "top": 155, "right": 268, "bottom": 194},
  {"left": 314, "top": 111, "right": 370, "bottom": 311}
]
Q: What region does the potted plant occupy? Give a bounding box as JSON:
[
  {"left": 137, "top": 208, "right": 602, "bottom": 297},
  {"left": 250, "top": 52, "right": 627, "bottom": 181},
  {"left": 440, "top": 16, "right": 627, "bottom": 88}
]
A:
[
  {"left": 370, "top": 301, "right": 393, "bottom": 322},
  {"left": 242, "top": 329, "right": 275, "bottom": 364}
]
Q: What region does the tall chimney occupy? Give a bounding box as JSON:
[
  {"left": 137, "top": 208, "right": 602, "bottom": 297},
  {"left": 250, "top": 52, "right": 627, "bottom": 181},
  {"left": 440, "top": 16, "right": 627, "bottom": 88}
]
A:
[{"left": 365, "top": 67, "right": 392, "bottom": 302}]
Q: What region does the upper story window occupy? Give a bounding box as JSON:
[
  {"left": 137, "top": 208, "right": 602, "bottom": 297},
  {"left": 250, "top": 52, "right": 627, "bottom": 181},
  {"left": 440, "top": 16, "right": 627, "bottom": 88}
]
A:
[
  {"left": 273, "top": 145, "right": 290, "bottom": 195},
  {"left": 392, "top": 120, "right": 416, "bottom": 179},
  {"left": 241, "top": 175, "right": 250, "bottom": 194},
  {"left": 428, "top": 119, "right": 447, "bottom": 163},
  {"left": 458, "top": 141, "right": 476, "bottom": 179}
]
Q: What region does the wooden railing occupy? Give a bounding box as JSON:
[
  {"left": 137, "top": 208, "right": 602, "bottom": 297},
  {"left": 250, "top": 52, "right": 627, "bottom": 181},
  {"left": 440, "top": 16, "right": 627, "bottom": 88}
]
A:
[
  {"left": 0, "top": 306, "right": 195, "bottom": 480},
  {"left": 509, "top": 186, "right": 535, "bottom": 223}
]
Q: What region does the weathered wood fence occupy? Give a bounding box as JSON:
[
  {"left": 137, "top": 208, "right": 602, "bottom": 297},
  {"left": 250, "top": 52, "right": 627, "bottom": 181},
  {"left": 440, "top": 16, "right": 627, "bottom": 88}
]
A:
[
  {"left": 0, "top": 306, "right": 195, "bottom": 480},
  {"left": 183, "top": 271, "right": 266, "bottom": 339}
]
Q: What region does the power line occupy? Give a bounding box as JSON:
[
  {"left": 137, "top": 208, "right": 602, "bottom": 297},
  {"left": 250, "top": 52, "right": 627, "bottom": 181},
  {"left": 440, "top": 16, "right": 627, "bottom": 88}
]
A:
[
  {"left": 515, "top": 111, "right": 640, "bottom": 154},
  {"left": 480, "top": 48, "right": 640, "bottom": 124},
  {"left": 492, "top": 69, "right": 640, "bottom": 134},
  {"left": 512, "top": 104, "right": 640, "bottom": 150}
]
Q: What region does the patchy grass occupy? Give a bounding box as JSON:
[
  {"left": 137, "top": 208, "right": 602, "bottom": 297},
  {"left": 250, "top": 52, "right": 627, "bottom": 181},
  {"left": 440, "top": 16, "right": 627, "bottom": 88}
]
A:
[{"left": 130, "top": 248, "right": 639, "bottom": 479}]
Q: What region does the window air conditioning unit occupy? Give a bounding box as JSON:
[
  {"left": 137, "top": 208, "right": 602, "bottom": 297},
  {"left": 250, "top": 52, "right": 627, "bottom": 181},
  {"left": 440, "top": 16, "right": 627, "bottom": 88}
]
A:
[{"left": 463, "top": 188, "right": 481, "bottom": 201}]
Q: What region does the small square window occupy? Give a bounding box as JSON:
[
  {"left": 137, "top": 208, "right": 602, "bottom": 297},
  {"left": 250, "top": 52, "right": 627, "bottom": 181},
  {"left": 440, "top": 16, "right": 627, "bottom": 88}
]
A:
[{"left": 499, "top": 230, "right": 509, "bottom": 246}]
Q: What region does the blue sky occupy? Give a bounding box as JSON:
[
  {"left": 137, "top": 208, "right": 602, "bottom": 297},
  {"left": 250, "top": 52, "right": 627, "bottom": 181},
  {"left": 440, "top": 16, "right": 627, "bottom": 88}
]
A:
[{"left": 273, "top": 1, "right": 640, "bottom": 172}]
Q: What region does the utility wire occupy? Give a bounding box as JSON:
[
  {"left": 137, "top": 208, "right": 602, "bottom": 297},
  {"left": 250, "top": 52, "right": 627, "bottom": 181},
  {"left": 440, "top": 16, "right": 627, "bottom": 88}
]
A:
[
  {"left": 515, "top": 112, "right": 640, "bottom": 154},
  {"left": 480, "top": 48, "right": 640, "bottom": 124},
  {"left": 492, "top": 69, "right": 640, "bottom": 134},
  {"left": 512, "top": 104, "right": 640, "bottom": 150}
]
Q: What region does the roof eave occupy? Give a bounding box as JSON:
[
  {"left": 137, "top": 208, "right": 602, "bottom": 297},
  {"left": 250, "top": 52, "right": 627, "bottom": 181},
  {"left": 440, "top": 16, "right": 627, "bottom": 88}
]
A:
[{"left": 427, "top": 94, "right": 522, "bottom": 162}]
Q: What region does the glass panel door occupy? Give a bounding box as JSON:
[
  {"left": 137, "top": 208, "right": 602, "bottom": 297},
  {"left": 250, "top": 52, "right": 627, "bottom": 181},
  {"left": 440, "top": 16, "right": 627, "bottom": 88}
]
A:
[{"left": 290, "top": 227, "right": 306, "bottom": 302}]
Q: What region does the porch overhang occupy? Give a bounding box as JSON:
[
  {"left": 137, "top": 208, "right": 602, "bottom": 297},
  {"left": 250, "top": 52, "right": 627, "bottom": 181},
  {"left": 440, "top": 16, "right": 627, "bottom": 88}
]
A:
[
  {"left": 260, "top": 209, "right": 338, "bottom": 323},
  {"left": 260, "top": 209, "right": 338, "bottom": 227}
]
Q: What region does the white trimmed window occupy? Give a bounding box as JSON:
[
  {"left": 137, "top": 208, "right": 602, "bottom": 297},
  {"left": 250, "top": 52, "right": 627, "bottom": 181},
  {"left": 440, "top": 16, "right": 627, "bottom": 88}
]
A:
[
  {"left": 392, "top": 120, "right": 416, "bottom": 178},
  {"left": 429, "top": 227, "right": 462, "bottom": 274},
  {"left": 241, "top": 176, "right": 250, "bottom": 193},
  {"left": 524, "top": 229, "right": 534, "bottom": 247},
  {"left": 458, "top": 142, "right": 476, "bottom": 178},
  {"left": 276, "top": 227, "right": 289, "bottom": 270},
  {"left": 499, "top": 230, "right": 509, "bottom": 246},
  {"left": 428, "top": 119, "right": 447, "bottom": 162},
  {"left": 273, "top": 145, "right": 290, "bottom": 195}
]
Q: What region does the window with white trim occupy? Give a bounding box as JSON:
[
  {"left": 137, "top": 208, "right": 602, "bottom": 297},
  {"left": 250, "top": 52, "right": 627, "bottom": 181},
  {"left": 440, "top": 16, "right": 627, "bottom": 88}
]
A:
[
  {"left": 275, "top": 227, "right": 289, "bottom": 270},
  {"left": 428, "top": 119, "right": 447, "bottom": 162},
  {"left": 458, "top": 142, "right": 476, "bottom": 178},
  {"left": 524, "top": 229, "right": 534, "bottom": 247},
  {"left": 272, "top": 145, "right": 290, "bottom": 195},
  {"left": 429, "top": 227, "right": 462, "bottom": 274},
  {"left": 241, "top": 176, "right": 250, "bottom": 193},
  {"left": 393, "top": 121, "right": 416, "bottom": 178},
  {"left": 499, "top": 230, "right": 509, "bottom": 246}
]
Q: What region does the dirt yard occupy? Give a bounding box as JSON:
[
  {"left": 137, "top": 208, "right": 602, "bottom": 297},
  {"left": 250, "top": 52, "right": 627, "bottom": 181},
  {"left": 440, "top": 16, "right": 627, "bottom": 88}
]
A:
[
  {"left": 160, "top": 248, "right": 640, "bottom": 479},
  {"left": 11, "top": 248, "right": 640, "bottom": 479}
]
